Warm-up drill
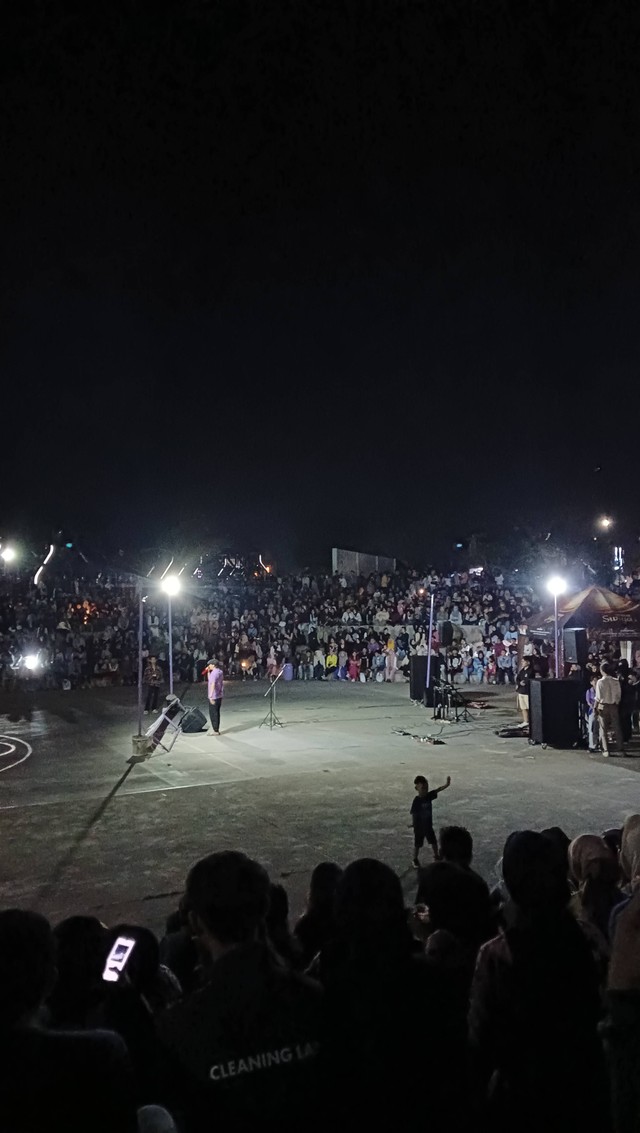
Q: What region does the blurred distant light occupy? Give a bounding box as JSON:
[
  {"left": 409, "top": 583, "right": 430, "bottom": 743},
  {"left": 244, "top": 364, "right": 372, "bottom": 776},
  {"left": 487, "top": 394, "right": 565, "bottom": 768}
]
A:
[
  {"left": 24, "top": 654, "right": 39, "bottom": 671},
  {"left": 455, "top": 543, "right": 463, "bottom": 549},
  {"left": 598, "top": 515, "right": 613, "bottom": 530},
  {"left": 34, "top": 543, "right": 55, "bottom": 586},
  {"left": 65, "top": 542, "right": 73, "bottom": 548},
  {"left": 1, "top": 547, "right": 16, "bottom": 563}
]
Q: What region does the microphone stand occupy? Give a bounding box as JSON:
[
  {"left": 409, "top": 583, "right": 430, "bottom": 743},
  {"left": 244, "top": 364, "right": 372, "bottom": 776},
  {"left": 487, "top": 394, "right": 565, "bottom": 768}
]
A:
[{"left": 260, "top": 665, "right": 285, "bottom": 730}]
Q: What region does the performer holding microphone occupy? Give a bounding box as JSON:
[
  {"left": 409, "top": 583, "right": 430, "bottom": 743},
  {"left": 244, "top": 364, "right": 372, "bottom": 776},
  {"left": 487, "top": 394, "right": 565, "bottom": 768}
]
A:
[{"left": 205, "top": 658, "right": 224, "bottom": 735}]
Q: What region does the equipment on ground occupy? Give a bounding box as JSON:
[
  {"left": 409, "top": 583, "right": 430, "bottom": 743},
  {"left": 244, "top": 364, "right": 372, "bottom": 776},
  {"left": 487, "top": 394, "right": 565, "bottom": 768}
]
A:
[
  {"left": 181, "top": 706, "right": 208, "bottom": 733},
  {"left": 529, "top": 679, "right": 583, "bottom": 749},
  {"left": 145, "top": 695, "right": 188, "bottom": 752},
  {"left": 409, "top": 656, "right": 428, "bottom": 701},
  {"left": 260, "top": 666, "right": 285, "bottom": 729}
]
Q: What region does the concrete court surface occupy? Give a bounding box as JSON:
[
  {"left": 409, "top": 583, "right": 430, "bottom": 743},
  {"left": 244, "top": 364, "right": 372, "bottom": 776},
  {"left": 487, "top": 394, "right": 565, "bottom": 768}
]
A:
[{"left": 1, "top": 678, "right": 640, "bottom": 932}]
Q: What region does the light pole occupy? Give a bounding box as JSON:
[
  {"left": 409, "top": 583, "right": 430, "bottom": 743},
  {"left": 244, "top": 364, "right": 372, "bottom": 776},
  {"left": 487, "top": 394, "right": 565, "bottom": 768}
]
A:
[
  {"left": 547, "top": 576, "right": 566, "bottom": 680},
  {"left": 161, "top": 575, "right": 181, "bottom": 694},
  {"left": 136, "top": 589, "right": 146, "bottom": 736},
  {"left": 425, "top": 588, "right": 435, "bottom": 700}
]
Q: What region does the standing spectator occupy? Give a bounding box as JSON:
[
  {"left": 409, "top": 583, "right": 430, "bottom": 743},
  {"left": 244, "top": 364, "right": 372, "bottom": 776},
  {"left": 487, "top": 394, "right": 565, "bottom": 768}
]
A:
[
  {"left": 294, "top": 862, "right": 343, "bottom": 969},
  {"left": 617, "top": 659, "right": 636, "bottom": 744},
  {"left": 206, "top": 658, "right": 224, "bottom": 736},
  {"left": 469, "top": 831, "right": 609, "bottom": 1133},
  {"left": 586, "top": 676, "right": 600, "bottom": 752},
  {"left": 157, "top": 852, "right": 322, "bottom": 1131},
  {"left": 515, "top": 657, "right": 532, "bottom": 726},
  {"left": 595, "top": 662, "right": 625, "bottom": 756},
  {"left": 143, "top": 656, "right": 163, "bottom": 715},
  {"left": 320, "top": 859, "right": 468, "bottom": 1128}
]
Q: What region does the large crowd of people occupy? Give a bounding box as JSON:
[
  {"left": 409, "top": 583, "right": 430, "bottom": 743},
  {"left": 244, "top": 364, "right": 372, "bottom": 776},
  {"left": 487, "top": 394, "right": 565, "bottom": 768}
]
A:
[
  {"left": 2, "top": 816, "right": 640, "bottom": 1132},
  {"left": 0, "top": 564, "right": 550, "bottom": 691}
]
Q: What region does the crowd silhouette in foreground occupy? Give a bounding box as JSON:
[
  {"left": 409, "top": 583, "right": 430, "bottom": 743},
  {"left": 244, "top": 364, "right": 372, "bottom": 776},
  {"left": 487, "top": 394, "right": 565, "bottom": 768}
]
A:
[{"left": 2, "top": 817, "right": 640, "bottom": 1132}]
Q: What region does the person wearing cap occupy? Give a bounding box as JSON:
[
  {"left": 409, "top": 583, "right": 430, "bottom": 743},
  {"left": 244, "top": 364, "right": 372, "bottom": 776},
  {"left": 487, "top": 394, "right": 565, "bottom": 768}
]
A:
[{"left": 206, "top": 659, "right": 224, "bottom": 735}]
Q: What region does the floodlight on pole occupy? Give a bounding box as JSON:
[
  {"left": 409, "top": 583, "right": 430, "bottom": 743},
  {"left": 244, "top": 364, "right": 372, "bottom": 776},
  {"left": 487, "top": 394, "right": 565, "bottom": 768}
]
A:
[
  {"left": 547, "top": 576, "right": 567, "bottom": 679},
  {"left": 161, "top": 575, "right": 181, "bottom": 693},
  {"left": 161, "top": 576, "right": 181, "bottom": 596},
  {"left": 547, "top": 576, "right": 566, "bottom": 598}
]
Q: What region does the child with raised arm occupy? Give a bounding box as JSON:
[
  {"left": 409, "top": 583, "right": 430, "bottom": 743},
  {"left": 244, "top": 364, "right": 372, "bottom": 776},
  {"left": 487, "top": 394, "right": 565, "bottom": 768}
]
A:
[{"left": 410, "top": 773, "right": 451, "bottom": 867}]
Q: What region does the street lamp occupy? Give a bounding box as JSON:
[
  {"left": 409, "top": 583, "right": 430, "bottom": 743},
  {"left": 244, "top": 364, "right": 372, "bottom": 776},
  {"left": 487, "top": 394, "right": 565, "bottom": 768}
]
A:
[
  {"left": 161, "top": 575, "right": 181, "bottom": 694},
  {"left": 547, "top": 576, "right": 567, "bottom": 680},
  {"left": 598, "top": 515, "right": 613, "bottom": 530},
  {"left": 1, "top": 546, "right": 16, "bottom": 563}
]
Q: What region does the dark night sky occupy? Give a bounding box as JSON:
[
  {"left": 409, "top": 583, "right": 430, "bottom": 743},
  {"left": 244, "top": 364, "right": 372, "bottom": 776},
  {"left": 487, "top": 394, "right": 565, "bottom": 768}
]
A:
[{"left": 2, "top": 1, "right": 638, "bottom": 566}]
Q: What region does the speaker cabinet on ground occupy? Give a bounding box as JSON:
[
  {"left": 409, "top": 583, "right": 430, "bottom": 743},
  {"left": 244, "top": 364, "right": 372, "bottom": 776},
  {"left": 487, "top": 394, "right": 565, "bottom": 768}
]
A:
[
  {"left": 409, "top": 656, "right": 428, "bottom": 700},
  {"left": 181, "top": 706, "right": 208, "bottom": 733},
  {"left": 563, "top": 628, "right": 589, "bottom": 666},
  {"left": 440, "top": 620, "right": 454, "bottom": 647},
  {"left": 529, "top": 679, "right": 582, "bottom": 748}
]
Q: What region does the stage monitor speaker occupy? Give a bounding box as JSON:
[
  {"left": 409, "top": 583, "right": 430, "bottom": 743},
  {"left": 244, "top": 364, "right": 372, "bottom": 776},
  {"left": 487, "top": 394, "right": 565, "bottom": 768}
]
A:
[
  {"left": 409, "top": 656, "right": 428, "bottom": 701},
  {"left": 563, "top": 628, "right": 589, "bottom": 666},
  {"left": 529, "top": 679, "right": 582, "bottom": 748},
  {"left": 441, "top": 620, "right": 454, "bottom": 647},
  {"left": 181, "top": 706, "right": 208, "bottom": 733}
]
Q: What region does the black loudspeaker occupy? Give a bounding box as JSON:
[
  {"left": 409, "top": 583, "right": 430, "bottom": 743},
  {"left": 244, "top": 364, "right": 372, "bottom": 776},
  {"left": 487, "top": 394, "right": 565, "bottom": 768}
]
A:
[
  {"left": 563, "top": 628, "right": 589, "bottom": 666},
  {"left": 409, "top": 656, "right": 428, "bottom": 701},
  {"left": 181, "top": 706, "right": 208, "bottom": 733},
  {"left": 440, "top": 621, "right": 454, "bottom": 647},
  {"left": 529, "top": 679, "right": 582, "bottom": 748}
]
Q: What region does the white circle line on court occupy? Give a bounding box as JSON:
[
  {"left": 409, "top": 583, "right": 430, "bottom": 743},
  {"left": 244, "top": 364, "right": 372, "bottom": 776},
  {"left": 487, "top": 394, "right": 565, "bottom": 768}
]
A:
[{"left": 0, "top": 736, "right": 32, "bottom": 774}]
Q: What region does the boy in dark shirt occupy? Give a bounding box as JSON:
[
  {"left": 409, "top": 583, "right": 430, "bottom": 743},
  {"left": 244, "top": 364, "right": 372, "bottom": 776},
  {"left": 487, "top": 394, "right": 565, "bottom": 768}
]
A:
[{"left": 410, "top": 774, "right": 451, "bottom": 867}]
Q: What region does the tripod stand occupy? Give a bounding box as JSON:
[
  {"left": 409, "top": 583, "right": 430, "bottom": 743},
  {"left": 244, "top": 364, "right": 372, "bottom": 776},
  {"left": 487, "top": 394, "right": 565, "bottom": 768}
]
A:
[
  {"left": 260, "top": 666, "right": 285, "bottom": 729},
  {"left": 431, "top": 681, "right": 472, "bottom": 723}
]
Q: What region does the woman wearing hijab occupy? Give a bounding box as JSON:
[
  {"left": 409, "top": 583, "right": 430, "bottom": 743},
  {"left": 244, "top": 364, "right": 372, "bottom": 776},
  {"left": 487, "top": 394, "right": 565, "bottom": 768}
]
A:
[{"left": 569, "top": 833, "right": 623, "bottom": 958}]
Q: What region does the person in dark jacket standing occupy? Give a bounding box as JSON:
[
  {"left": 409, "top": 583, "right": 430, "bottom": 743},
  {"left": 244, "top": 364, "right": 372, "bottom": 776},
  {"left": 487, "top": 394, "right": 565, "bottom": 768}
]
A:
[
  {"left": 142, "top": 656, "right": 163, "bottom": 714},
  {"left": 157, "top": 852, "right": 322, "bottom": 1133},
  {"left": 469, "top": 831, "right": 610, "bottom": 1133}
]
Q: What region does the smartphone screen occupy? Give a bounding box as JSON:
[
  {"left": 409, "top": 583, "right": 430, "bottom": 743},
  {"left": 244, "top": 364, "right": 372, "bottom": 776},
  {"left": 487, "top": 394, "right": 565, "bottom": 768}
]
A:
[{"left": 102, "top": 935, "right": 136, "bottom": 983}]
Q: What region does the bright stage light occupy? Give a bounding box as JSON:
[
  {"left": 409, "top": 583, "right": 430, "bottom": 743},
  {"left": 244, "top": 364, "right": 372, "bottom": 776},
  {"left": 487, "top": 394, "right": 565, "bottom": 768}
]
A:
[
  {"left": 547, "top": 575, "right": 566, "bottom": 598},
  {"left": 24, "top": 654, "right": 39, "bottom": 671},
  {"left": 1, "top": 547, "right": 16, "bottom": 563},
  {"left": 161, "top": 575, "right": 181, "bottom": 597}
]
